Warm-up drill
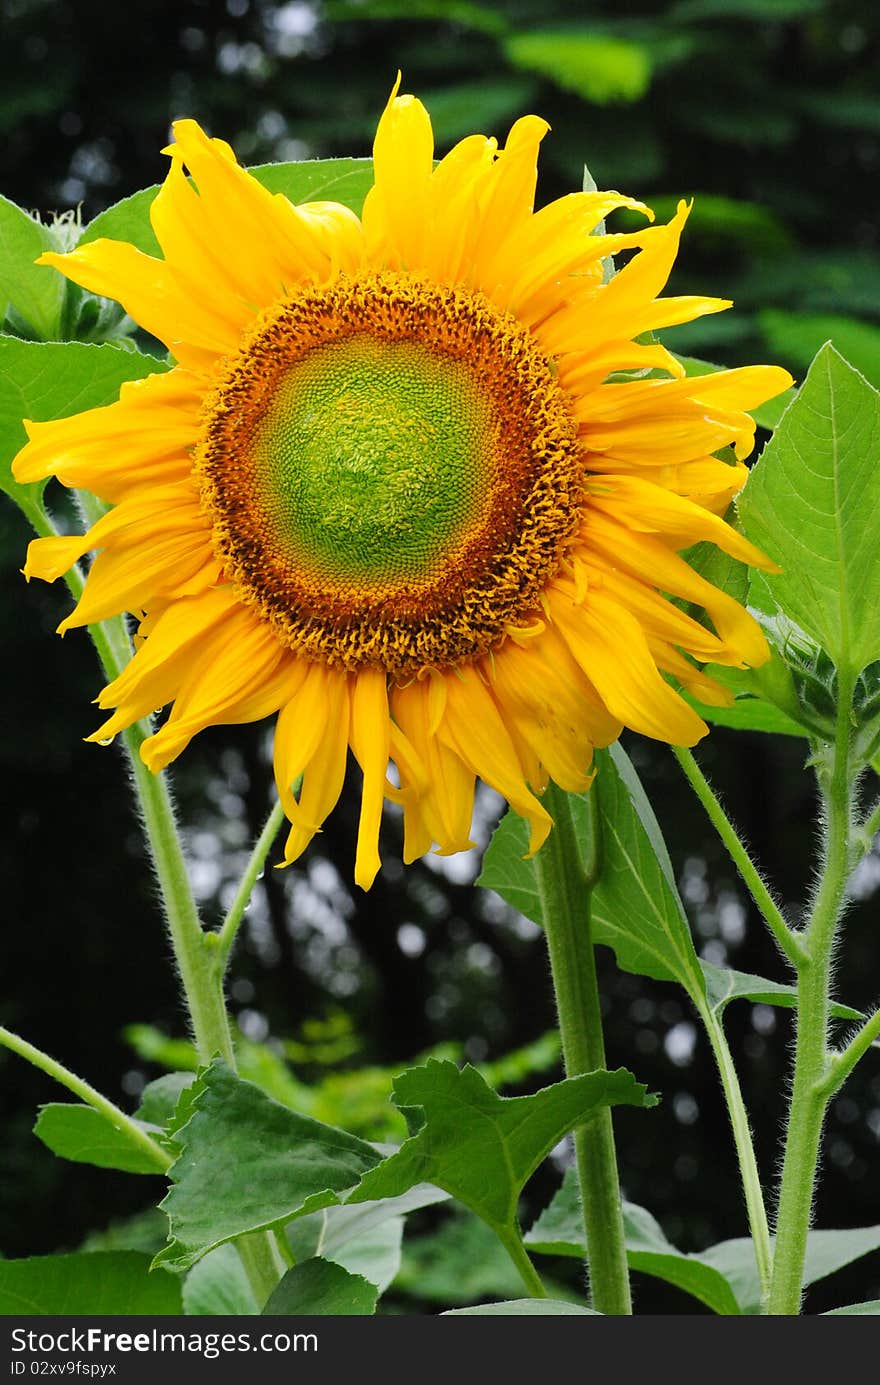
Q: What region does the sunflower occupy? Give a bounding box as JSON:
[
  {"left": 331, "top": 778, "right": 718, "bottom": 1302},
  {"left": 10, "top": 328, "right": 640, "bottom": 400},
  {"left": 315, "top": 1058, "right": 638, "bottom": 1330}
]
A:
[{"left": 13, "top": 80, "right": 791, "bottom": 889}]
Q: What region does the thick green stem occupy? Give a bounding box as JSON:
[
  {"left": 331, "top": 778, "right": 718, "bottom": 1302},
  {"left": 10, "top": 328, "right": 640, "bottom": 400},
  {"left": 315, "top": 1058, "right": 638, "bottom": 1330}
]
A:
[
  {"left": 533, "top": 782, "right": 631, "bottom": 1316},
  {"left": 22, "top": 502, "right": 281, "bottom": 1302},
  {"left": 673, "top": 746, "right": 806, "bottom": 968},
  {"left": 696, "top": 1006, "right": 773, "bottom": 1301},
  {"left": 768, "top": 678, "right": 855, "bottom": 1315},
  {"left": 0, "top": 1025, "right": 170, "bottom": 1173}
]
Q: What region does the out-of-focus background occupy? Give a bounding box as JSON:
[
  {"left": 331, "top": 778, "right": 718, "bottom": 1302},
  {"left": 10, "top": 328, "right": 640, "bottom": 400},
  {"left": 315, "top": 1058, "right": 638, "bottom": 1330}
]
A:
[{"left": 2, "top": 0, "right": 879, "bottom": 1313}]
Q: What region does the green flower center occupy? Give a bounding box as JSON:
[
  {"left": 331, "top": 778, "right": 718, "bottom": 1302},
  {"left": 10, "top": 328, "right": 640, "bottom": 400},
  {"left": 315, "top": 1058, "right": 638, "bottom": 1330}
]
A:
[
  {"left": 251, "top": 335, "right": 493, "bottom": 589},
  {"left": 196, "top": 273, "right": 582, "bottom": 676}
]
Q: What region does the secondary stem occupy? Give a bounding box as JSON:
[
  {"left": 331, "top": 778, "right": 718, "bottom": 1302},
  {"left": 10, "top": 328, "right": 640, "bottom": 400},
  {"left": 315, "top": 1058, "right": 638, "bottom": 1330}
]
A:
[
  {"left": 697, "top": 1007, "right": 773, "bottom": 1301},
  {"left": 824, "top": 1008, "right": 880, "bottom": 1096},
  {"left": 216, "top": 798, "right": 287, "bottom": 972},
  {"left": 768, "top": 678, "right": 855, "bottom": 1315},
  {"left": 533, "top": 781, "right": 631, "bottom": 1316},
  {"left": 0, "top": 1025, "right": 170, "bottom": 1173},
  {"left": 497, "top": 1228, "right": 549, "bottom": 1299},
  {"left": 673, "top": 746, "right": 806, "bottom": 968}
]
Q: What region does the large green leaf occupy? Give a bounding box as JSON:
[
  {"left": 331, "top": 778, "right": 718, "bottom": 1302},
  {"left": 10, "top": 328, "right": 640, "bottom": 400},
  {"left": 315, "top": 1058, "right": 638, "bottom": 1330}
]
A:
[
  {"left": 525, "top": 1168, "right": 740, "bottom": 1315},
  {"left": 346, "top": 1059, "right": 653, "bottom": 1243},
  {"left": 479, "top": 750, "right": 837, "bottom": 1019},
  {"left": 155, "top": 1061, "right": 381, "bottom": 1271},
  {"left": 262, "top": 1259, "right": 378, "bottom": 1316},
  {"left": 33, "top": 1103, "right": 167, "bottom": 1174},
  {"left": 738, "top": 344, "right": 880, "bottom": 678},
  {"left": 684, "top": 689, "right": 809, "bottom": 737},
  {"left": 0, "top": 338, "right": 168, "bottom": 515},
  {"left": 182, "top": 1244, "right": 259, "bottom": 1316},
  {"left": 396, "top": 1214, "right": 526, "bottom": 1305},
  {"left": 80, "top": 158, "right": 376, "bottom": 263},
  {"left": 589, "top": 744, "right": 707, "bottom": 1002},
  {"left": 505, "top": 31, "right": 651, "bottom": 104},
  {"left": 700, "top": 961, "right": 860, "bottom": 1022},
  {"left": 250, "top": 158, "right": 374, "bottom": 215},
  {"left": 0, "top": 195, "right": 65, "bottom": 340},
  {"left": 444, "top": 1299, "right": 599, "bottom": 1315},
  {"left": 701, "top": 1226, "right": 880, "bottom": 1313},
  {"left": 287, "top": 1185, "right": 447, "bottom": 1272},
  {"left": 79, "top": 187, "right": 162, "bottom": 258},
  {"left": 0, "top": 1252, "right": 181, "bottom": 1315},
  {"left": 326, "top": 1217, "right": 403, "bottom": 1295}
]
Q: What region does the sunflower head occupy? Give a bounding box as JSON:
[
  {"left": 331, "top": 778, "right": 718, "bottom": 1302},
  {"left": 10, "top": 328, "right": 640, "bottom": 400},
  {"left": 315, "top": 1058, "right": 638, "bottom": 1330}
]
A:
[{"left": 13, "top": 80, "right": 792, "bottom": 888}]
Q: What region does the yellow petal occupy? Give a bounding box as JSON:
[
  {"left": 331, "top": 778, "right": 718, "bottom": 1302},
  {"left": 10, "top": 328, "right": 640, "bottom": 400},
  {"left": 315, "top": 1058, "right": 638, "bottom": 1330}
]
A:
[{"left": 349, "top": 668, "right": 391, "bottom": 891}]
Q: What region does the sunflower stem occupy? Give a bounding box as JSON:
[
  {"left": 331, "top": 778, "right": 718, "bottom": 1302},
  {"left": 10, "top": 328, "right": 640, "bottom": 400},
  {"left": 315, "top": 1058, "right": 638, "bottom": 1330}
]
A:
[
  {"left": 672, "top": 745, "right": 806, "bottom": 969},
  {"left": 533, "top": 781, "right": 632, "bottom": 1316},
  {"left": 216, "top": 797, "right": 288, "bottom": 973},
  {"left": 496, "top": 1227, "right": 549, "bottom": 1300},
  {"left": 768, "top": 674, "right": 855, "bottom": 1315},
  {"left": 0, "top": 1025, "right": 171, "bottom": 1173},
  {"left": 25, "top": 501, "right": 283, "bottom": 1304},
  {"left": 693, "top": 1002, "right": 773, "bottom": 1303}
]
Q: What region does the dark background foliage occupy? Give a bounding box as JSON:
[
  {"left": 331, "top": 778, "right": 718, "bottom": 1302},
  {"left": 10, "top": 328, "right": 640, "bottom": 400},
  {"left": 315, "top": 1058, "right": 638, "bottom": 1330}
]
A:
[{"left": 2, "top": 0, "right": 879, "bottom": 1312}]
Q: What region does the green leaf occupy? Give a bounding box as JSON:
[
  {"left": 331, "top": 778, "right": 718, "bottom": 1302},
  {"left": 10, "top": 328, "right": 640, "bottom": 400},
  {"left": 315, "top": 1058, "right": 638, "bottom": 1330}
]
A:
[
  {"left": 825, "top": 1300, "right": 880, "bottom": 1315},
  {"left": 0, "top": 1252, "right": 181, "bottom": 1315},
  {"left": 346, "top": 1059, "right": 653, "bottom": 1242},
  {"left": 327, "top": 1217, "right": 403, "bottom": 1295},
  {"left": 287, "top": 1185, "right": 447, "bottom": 1270},
  {"left": 480, "top": 755, "right": 852, "bottom": 1021},
  {"left": 134, "top": 1072, "right": 195, "bottom": 1132},
  {"left": 525, "top": 1169, "right": 740, "bottom": 1315},
  {"left": 80, "top": 159, "right": 377, "bottom": 264},
  {"left": 262, "top": 1259, "right": 378, "bottom": 1316},
  {"left": 589, "top": 744, "right": 707, "bottom": 1001},
  {"left": 702, "top": 1226, "right": 880, "bottom": 1313},
  {"left": 0, "top": 195, "right": 66, "bottom": 340},
  {"left": 182, "top": 1244, "right": 259, "bottom": 1316},
  {"left": 250, "top": 159, "right": 375, "bottom": 216},
  {"left": 505, "top": 31, "right": 651, "bottom": 104},
  {"left": 684, "top": 690, "right": 809, "bottom": 737},
  {"left": 759, "top": 310, "right": 880, "bottom": 391},
  {"left": 33, "top": 1103, "right": 166, "bottom": 1175},
  {"left": 700, "top": 961, "right": 861, "bottom": 1022},
  {"left": 155, "top": 1060, "right": 381, "bottom": 1271},
  {"left": 479, "top": 742, "right": 705, "bottom": 999},
  {"left": 79, "top": 187, "right": 162, "bottom": 258},
  {"left": 738, "top": 344, "right": 880, "bottom": 677},
  {"left": 0, "top": 339, "right": 168, "bottom": 517},
  {"left": 396, "top": 1213, "right": 526, "bottom": 1305},
  {"left": 445, "top": 1299, "right": 599, "bottom": 1315}
]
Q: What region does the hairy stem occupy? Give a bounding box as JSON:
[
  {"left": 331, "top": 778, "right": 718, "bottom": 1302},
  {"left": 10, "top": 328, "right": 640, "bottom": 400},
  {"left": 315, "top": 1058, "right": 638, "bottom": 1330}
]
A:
[
  {"left": 496, "top": 1228, "right": 550, "bottom": 1300},
  {"left": 533, "top": 782, "right": 631, "bottom": 1316},
  {"left": 696, "top": 1006, "right": 773, "bottom": 1301},
  {"left": 0, "top": 1025, "right": 171, "bottom": 1173},
  {"left": 216, "top": 798, "right": 287, "bottom": 972},
  {"left": 673, "top": 746, "right": 806, "bottom": 968},
  {"left": 23, "top": 500, "right": 282, "bottom": 1302},
  {"left": 822, "top": 1008, "right": 880, "bottom": 1098},
  {"left": 768, "top": 677, "right": 855, "bottom": 1315}
]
